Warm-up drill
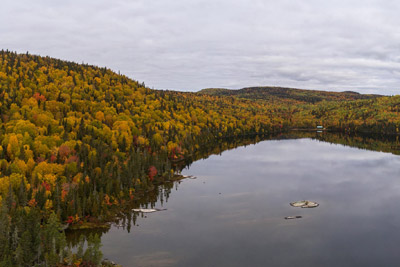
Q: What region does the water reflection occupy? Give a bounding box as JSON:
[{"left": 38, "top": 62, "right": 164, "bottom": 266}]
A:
[{"left": 68, "top": 132, "right": 400, "bottom": 266}]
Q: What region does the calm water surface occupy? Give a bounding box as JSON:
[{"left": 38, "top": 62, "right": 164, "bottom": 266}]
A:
[{"left": 100, "top": 138, "right": 400, "bottom": 266}]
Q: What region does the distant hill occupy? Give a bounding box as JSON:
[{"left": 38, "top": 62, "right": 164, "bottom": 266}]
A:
[{"left": 198, "top": 86, "right": 382, "bottom": 104}]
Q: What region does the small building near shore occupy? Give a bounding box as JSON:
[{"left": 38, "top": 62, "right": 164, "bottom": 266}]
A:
[{"left": 317, "top": 125, "right": 324, "bottom": 129}]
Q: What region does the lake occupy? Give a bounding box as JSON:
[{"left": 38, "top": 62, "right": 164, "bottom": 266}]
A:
[{"left": 81, "top": 134, "right": 400, "bottom": 266}]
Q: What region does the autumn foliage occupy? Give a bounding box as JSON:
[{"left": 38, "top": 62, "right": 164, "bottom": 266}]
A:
[{"left": 1, "top": 50, "right": 400, "bottom": 265}]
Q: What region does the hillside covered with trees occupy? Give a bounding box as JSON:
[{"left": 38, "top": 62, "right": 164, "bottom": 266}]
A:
[
  {"left": 200, "top": 86, "right": 400, "bottom": 134},
  {"left": 0, "top": 50, "right": 400, "bottom": 266},
  {"left": 198, "top": 86, "right": 381, "bottom": 104}
]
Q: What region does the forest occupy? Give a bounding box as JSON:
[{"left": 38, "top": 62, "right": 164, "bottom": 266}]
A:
[
  {"left": 198, "top": 86, "right": 381, "bottom": 103},
  {"left": 1, "top": 50, "right": 400, "bottom": 266}
]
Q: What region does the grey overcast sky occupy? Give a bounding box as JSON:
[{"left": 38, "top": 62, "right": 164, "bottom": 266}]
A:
[{"left": 1, "top": 0, "right": 400, "bottom": 95}]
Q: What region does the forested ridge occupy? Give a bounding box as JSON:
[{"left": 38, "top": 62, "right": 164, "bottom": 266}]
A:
[
  {"left": 200, "top": 86, "right": 400, "bottom": 134},
  {"left": 1, "top": 50, "right": 400, "bottom": 266},
  {"left": 198, "top": 86, "right": 381, "bottom": 104}
]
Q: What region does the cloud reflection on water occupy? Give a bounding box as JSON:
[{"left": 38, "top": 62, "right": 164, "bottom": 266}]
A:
[{"left": 101, "top": 138, "right": 400, "bottom": 267}]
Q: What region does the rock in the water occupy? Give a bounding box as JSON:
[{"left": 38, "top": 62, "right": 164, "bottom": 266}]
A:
[
  {"left": 285, "top": 216, "right": 302, "bottom": 220},
  {"left": 102, "top": 258, "right": 120, "bottom": 266},
  {"left": 132, "top": 208, "right": 167, "bottom": 213},
  {"left": 290, "top": 200, "right": 319, "bottom": 208}
]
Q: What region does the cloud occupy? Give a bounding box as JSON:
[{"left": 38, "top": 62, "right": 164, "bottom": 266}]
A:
[{"left": 1, "top": 0, "right": 400, "bottom": 94}]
